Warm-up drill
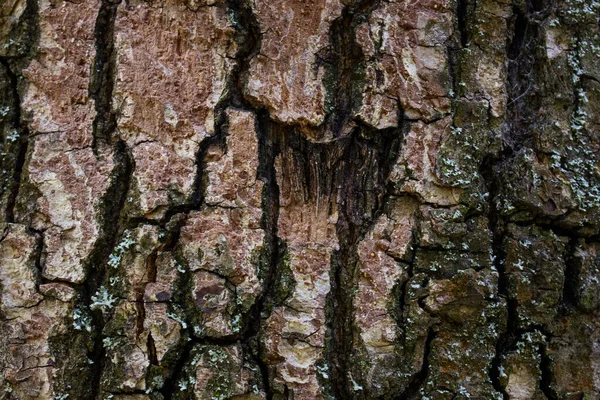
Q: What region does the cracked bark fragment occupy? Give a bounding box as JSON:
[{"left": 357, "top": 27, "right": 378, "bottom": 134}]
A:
[
  {"left": 390, "top": 118, "right": 463, "bottom": 205},
  {"left": 113, "top": 0, "right": 237, "bottom": 218},
  {"left": 355, "top": 0, "right": 453, "bottom": 126},
  {"left": 27, "top": 137, "right": 115, "bottom": 283},
  {"left": 178, "top": 108, "right": 265, "bottom": 338},
  {"left": 503, "top": 224, "right": 567, "bottom": 330},
  {"left": 350, "top": 197, "right": 417, "bottom": 395},
  {"left": 171, "top": 343, "right": 264, "bottom": 400},
  {"left": 498, "top": 331, "right": 548, "bottom": 400},
  {"left": 261, "top": 145, "right": 339, "bottom": 399},
  {"left": 572, "top": 240, "right": 600, "bottom": 313},
  {"left": 381, "top": 198, "right": 506, "bottom": 398},
  {"left": 98, "top": 225, "right": 183, "bottom": 394},
  {"left": 244, "top": 0, "right": 343, "bottom": 131},
  {"left": 549, "top": 314, "right": 600, "bottom": 398},
  {"left": 17, "top": 0, "right": 115, "bottom": 284},
  {"left": 0, "top": 224, "right": 84, "bottom": 399},
  {"left": 454, "top": 0, "right": 512, "bottom": 119}
]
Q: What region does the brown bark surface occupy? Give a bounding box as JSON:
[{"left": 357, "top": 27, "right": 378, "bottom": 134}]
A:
[{"left": 0, "top": 0, "right": 599, "bottom": 399}]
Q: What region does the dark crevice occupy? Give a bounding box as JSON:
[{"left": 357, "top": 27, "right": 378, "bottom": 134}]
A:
[
  {"left": 147, "top": 333, "right": 159, "bottom": 366},
  {"left": 484, "top": 1, "right": 547, "bottom": 396},
  {"left": 0, "top": 0, "right": 39, "bottom": 224},
  {"left": 328, "top": 122, "right": 403, "bottom": 399},
  {"left": 0, "top": 60, "right": 29, "bottom": 224},
  {"left": 31, "top": 229, "right": 45, "bottom": 291},
  {"left": 160, "top": 337, "right": 195, "bottom": 400},
  {"left": 395, "top": 327, "right": 436, "bottom": 400},
  {"left": 539, "top": 341, "right": 559, "bottom": 400},
  {"left": 307, "top": 2, "right": 406, "bottom": 398},
  {"left": 321, "top": 0, "right": 380, "bottom": 140},
  {"left": 85, "top": 1, "right": 130, "bottom": 399},
  {"left": 237, "top": 111, "right": 282, "bottom": 400},
  {"left": 187, "top": 332, "right": 241, "bottom": 347},
  {"left": 89, "top": 0, "right": 120, "bottom": 150},
  {"left": 508, "top": 7, "right": 529, "bottom": 62},
  {"left": 147, "top": 248, "right": 158, "bottom": 283},
  {"left": 510, "top": 219, "right": 600, "bottom": 242},
  {"left": 86, "top": 0, "right": 129, "bottom": 291},
  {"left": 505, "top": 2, "right": 542, "bottom": 153},
  {"left": 86, "top": 140, "right": 132, "bottom": 400},
  {"left": 480, "top": 153, "right": 510, "bottom": 399},
  {"left": 560, "top": 236, "right": 579, "bottom": 314},
  {"left": 456, "top": 0, "right": 471, "bottom": 47}
]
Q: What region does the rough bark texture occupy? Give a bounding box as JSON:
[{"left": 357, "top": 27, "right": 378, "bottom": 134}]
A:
[{"left": 0, "top": 0, "right": 599, "bottom": 399}]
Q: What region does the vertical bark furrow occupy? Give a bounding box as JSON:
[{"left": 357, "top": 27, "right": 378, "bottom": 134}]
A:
[
  {"left": 0, "top": 59, "right": 29, "bottom": 225},
  {"left": 86, "top": 2, "right": 131, "bottom": 398},
  {"left": 0, "top": 0, "right": 38, "bottom": 225},
  {"left": 328, "top": 124, "right": 403, "bottom": 399}
]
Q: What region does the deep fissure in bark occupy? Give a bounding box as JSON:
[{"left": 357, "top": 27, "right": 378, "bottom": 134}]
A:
[
  {"left": 0, "top": 60, "right": 29, "bottom": 224},
  {"left": 395, "top": 327, "right": 436, "bottom": 400},
  {"left": 394, "top": 210, "right": 420, "bottom": 332},
  {"left": 328, "top": 122, "right": 403, "bottom": 398},
  {"left": 482, "top": 4, "right": 537, "bottom": 397},
  {"left": 455, "top": 0, "right": 471, "bottom": 48},
  {"left": 505, "top": 2, "right": 539, "bottom": 152},
  {"left": 0, "top": 0, "right": 38, "bottom": 225},
  {"left": 85, "top": 1, "right": 134, "bottom": 398},
  {"left": 243, "top": 112, "right": 284, "bottom": 400},
  {"left": 481, "top": 151, "right": 510, "bottom": 399},
  {"left": 321, "top": 0, "right": 380, "bottom": 138},
  {"left": 486, "top": 1, "right": 571, "bottom": 396},
  {"left": 318, "top": 1, "right": 408, "bottom": 397},
  {"left": 539, "top": 341, "right": 559, "bottom": 400},
  {"left": 560, "top": 236, "right": 580, "bottom": 314},
  {"left": 90, "top": 0, "right": 120, "bottom": 149}
]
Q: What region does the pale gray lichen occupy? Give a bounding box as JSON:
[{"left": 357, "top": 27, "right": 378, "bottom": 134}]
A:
[
  {"left": 107, "top": 231, "right": 136, "bottom": 269},
  {"left": 90, "top": 286, "right": 118, "bottom": 311},
  {"left": 72, "top": 306, "right": 93, "bottom": 332}
]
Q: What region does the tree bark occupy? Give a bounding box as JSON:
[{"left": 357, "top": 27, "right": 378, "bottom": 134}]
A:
[{"left": 0, "top": 0, "right": 599, "bottom": 399}]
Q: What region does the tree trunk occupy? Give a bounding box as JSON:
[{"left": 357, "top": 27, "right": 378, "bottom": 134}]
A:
[{"left": 0, "top": 0, "right": 599, "bottom": 399}]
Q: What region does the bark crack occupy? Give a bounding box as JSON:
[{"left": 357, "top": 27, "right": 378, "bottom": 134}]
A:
[
  {"left": 0, "top": 59, "right": 29, "bottom": 224},
  {"left": 85, "top": 1, "right": 133, "bottom": 398},
  {"left": 395, "top": 327, "right": 436, "bottom": 400}
]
